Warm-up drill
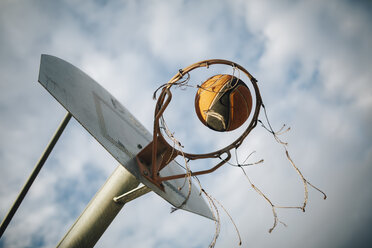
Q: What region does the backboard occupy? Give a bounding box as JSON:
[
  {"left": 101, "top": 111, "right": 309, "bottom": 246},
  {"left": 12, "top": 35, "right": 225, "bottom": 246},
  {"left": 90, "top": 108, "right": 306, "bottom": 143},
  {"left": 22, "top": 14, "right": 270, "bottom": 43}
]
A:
[{"left": 38, "top": 54, "right": 213, "bottom": 220}]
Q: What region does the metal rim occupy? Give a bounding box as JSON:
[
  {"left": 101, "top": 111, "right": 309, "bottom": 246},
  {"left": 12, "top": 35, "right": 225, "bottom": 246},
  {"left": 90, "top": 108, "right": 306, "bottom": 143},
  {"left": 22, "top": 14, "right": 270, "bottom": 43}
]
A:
[{"left": 155, "top": 59, "right": 263, "bottom": 161}]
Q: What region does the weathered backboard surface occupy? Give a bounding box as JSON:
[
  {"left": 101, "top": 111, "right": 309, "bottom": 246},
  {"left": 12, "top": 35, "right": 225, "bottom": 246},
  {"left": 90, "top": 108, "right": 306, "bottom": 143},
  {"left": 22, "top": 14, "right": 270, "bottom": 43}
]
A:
[{"left": 38, "top": 54, "right": 213, "bottom": 220}]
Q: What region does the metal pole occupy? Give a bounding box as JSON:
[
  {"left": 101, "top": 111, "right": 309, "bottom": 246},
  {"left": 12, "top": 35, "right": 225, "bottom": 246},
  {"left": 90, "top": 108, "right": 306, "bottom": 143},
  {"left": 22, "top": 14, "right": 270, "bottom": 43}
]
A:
[
  {"left": 0, "top": 112, "right": 72, "bottom": 238},
  {"left": 57, "top": 164, "right": 149, "bottom": 248}
]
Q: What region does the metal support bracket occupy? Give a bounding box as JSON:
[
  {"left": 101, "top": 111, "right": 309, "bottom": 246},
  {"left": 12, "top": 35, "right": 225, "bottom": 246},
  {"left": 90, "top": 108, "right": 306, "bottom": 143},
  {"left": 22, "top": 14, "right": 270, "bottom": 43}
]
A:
[
  {"left": 113, "top": 184, "right": 152, "bottom": 204},
  {"left": 0, "top": 112, "right": 72, "bottom": 239}
]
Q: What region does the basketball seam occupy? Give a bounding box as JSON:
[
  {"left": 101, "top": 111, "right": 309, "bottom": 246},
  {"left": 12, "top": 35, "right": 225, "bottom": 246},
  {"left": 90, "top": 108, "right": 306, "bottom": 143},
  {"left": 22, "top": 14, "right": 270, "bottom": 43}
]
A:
[
  {"left": 205, "top": 76, "right": 231, "bottom": 130},
  {"left": 196, "top": 74, "right": 226, "bottom": 124}
]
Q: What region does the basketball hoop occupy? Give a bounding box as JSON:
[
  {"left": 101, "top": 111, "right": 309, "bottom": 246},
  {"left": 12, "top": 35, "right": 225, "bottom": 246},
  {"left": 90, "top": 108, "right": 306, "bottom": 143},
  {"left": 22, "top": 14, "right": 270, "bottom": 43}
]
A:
[{"left": 136, "top": 59, "right": 262, "bottom": 190}]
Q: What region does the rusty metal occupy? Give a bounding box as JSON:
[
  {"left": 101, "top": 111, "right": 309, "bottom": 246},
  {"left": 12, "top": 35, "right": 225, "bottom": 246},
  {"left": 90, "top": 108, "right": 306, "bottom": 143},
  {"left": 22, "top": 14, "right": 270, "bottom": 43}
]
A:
[
  {"left": 136, "top": 59, "right": 262, "bottom": 189},
  {"left": 39, "top": 54, "right": 214, "bottom": 219}
]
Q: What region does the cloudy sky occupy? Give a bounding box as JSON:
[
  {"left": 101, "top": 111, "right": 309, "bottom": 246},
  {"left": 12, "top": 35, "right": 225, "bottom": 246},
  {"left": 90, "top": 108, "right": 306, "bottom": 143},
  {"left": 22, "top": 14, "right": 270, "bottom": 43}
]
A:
[{"left": 0, "top": 0, "right": 371, "bottom": 247}]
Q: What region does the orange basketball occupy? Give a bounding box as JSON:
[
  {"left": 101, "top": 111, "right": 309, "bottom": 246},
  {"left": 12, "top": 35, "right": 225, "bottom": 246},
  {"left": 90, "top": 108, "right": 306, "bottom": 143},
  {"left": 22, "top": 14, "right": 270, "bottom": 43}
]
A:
[{"left": 195, "top": 74, "right": 253, "bottom": 132}]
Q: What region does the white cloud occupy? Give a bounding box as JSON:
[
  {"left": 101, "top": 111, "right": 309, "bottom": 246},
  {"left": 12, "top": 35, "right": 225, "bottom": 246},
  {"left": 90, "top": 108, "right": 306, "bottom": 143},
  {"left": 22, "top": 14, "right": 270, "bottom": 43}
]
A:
[{"left": 1, "top": 0, "right": 371, "bottom": 247}]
